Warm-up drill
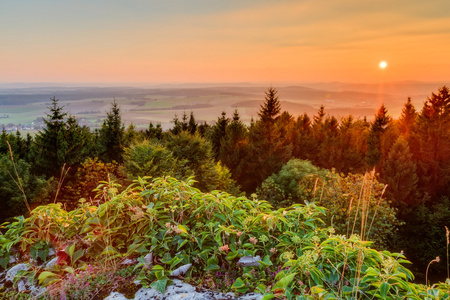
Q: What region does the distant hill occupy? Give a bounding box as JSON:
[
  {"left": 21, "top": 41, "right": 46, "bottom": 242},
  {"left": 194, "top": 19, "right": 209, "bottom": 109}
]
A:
[{"left": 0, "top": 81, "right": 447, "bottom": 127}]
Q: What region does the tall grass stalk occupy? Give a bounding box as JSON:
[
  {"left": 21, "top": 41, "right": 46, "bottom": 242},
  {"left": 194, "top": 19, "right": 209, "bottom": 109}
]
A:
[
  {"left": 6, "top": 141, "right": 31, "bottom": 213},
  {"left": 425, "top": 256, "right": 440, "bottom": 289},
  {"left": 53, "top": 164, "right": 70, "bottom": 204},
  {"left": 446, "top": 226, "right": 449, "bottom": 279}
]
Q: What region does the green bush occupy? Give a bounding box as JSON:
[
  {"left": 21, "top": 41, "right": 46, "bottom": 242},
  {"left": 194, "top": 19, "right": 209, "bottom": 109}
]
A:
[{"left": 257, "top": 159, "right": 401, "bottom": 248}]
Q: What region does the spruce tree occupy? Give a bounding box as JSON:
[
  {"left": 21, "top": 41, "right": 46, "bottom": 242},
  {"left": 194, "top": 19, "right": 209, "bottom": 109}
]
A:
[
  {"left": 210, "top": 111, "right": 229, "bottom": 159},
  {"left": 33, "top": 97, "right": 68, "bottom": 177},
  {"left": 188, "top": 111, "right": 197, "bottom": 135},
  {"left": 383, "top": 136, "right": 418, "bottom": 216},
  {"left": 413, "top": 86, "right": 450, "bottom": 198},
  {"left": 366, "top": 104, "right": 391, "bottom": 169},
  {"left": 98, "top": 100, "right": 125, "bottom": 163},
  {"left": 398, "top": 97, "right": 417, "bottom": 138},
  {"left": 219, "top": 109, "right": 248, "bottom": 178},
  {"left": 258, "top": 87, "right": 281, "bottom": 123}
]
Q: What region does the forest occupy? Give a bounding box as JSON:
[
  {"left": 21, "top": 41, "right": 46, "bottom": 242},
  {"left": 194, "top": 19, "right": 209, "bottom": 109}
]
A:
[{"left": 0, "top": 87, "right": 449, "bottom": 299}]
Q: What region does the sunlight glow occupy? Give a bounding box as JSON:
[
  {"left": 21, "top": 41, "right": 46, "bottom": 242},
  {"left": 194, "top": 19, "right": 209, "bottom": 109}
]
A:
[{"left": 379, "top": 61, "right": 387, "bottom": 69}]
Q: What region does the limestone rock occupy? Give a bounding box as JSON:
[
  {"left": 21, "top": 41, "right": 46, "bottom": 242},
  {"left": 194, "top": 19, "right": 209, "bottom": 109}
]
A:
[
  {"left": 6, "top": 263, "right": 30, "bottom": 282},
  {"left": 104, "top": 292, "right": 130, "bottom": 300},
  {"left": 45, "top": 257, "right": 58, "bottom": 270},
  {"left": 172, "top": 263, "right": 192, "bottom": 277},
  {"left": 237, "top": 256, "right": 261, "bottom": 267}
]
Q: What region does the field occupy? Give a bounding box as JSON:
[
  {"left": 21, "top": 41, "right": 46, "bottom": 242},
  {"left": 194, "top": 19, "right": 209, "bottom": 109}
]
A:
[{"left": 0, "top": 81, "right": 445, "bottom": 130}]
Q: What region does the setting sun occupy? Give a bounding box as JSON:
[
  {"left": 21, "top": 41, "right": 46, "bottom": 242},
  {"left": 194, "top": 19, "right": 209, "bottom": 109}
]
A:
[{"left": 379, "top": 61, "right": 388, "bottom": 69}]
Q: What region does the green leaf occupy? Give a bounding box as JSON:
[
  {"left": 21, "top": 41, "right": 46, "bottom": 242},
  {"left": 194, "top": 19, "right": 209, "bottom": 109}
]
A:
[
  {"left": 231, "top": 277, "right": 246, "bottom": 289},
  {"left": 72, "top": 249, "right": 84, "bottom": 265},
  {"left": 260, "top": 294, "right": 276, "bottom": 300},
  {"left": 150, "top": 278, "right": 168, "bottom": 294},
  {"left": 272, "top": 273, "right": 296, "bottom": 291},
  {"left": 177, "top": 239, "right": 188, "bottom": 251},
  {"left": 177, "top": 224, "right": 188, "bottom": 234},
  {"left": 255, "top": 283, "right": 266, "bottom": 294},
  {"left": 0, "top": 255, "right": 10, "bottom": 269},
  {"left": 38, "top": 248, "right": 50, "bottom": 262},
  {"left": 231, "top": 277, "right": 249, "bottom": 293},
  {"left": 65, "top": 244, "right": 75, "bottom": 258},
  {"left": 101, "top": 245, "right": 119, "bottom": 256},
  {"left": 379, "top": 282, "right": 390, "bottom": 299},
  {"left": 38, "top": 271, "right": 58, "bottom": 286},
  {"left": 258, "top": 255, "right": 273, "bottom": 267},
  {"left": 226, "top": 251, "right": 239, "bottom": 261},
  {"left": 62, "top": 266, "right": 75, "bottom": 274}
]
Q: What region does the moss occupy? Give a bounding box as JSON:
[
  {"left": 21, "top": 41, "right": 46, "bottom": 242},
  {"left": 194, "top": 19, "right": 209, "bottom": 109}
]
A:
[{"left": 116, "top": 282, "right": 141, "bottom": 299}]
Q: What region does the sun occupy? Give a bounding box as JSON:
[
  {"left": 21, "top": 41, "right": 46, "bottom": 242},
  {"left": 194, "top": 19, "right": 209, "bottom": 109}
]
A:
[{"left": 379, "top": 61, "right": 387, "bottom": 69}]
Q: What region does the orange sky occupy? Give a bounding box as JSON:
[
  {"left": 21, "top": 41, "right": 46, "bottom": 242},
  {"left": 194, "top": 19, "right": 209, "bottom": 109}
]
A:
[{"left": 1, "top": 0, "right": 449, "bottom": 84}]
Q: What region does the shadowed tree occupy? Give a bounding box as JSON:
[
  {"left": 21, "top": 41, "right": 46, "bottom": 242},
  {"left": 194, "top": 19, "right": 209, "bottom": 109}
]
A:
[
  {"left": 412, "top": 86, "right": 450, "bottom": 199},
  {"left": 366, "top": 104, "right": 391, "bottom": 169},
  {"left": 219, "top": 109, "right": 248, "bottom": 182},
  {"left": 210, "top": 111, "right": 229, "bottom": 159},
  {"left": 382, "top": 136, "right": 418, "bottom": 217},
  {"left": 98, "top": 100, "right": 125, "bottom": 163},
  {"left": 258, "top": 87, "right": 281, "bottom": 123},
  {"left": 33, "top": 97, "right": 90, "bottom": 177}
]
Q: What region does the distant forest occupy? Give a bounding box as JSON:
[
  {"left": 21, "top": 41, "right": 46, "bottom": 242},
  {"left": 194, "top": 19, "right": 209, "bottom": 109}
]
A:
[{"left": 1, "top": 86, "right": 449, "bottom": 282}]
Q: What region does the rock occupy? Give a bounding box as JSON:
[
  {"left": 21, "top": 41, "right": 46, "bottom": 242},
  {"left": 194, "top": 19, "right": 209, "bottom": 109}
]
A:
[
  {"left": 6, "top": 263, "right": 30, "bottom": 282},
  {"left": 238, "top": 293, "right": 264, "bottom": 300},
  {"left": 172, "top": 263, "right": 192, "bottom": 276},
  {"left": 8, "top": 255, "right": 16, "bottom": 265},
  {"left": 133, "top": 287, "right": 162, "bottom": 300},
  {"left": 144, "top": 252, "right": 153, "bottom": 268},
  {"left": 237, "top": 256, "right": 261, "bottom": 267},
  {"left": 29, "top": 284, "right": 46, "bottom": 298},
  {"left": 17, "top": 278, "right": 27, "bottom": 293},
  {"left": 45, "top": 257, "right": 58, "bottom": 270},
  {"left": 104, "top": 279, "right": 263, "bottom": 300},
  {"left": 48, "top": 248, "right": 56, "bottom": 257},
  {"left": 104, "top": 292, "right": 129, "bottom": 300},
  {"left": 120, "top": 258, "right": 137, "bottom": 265}
]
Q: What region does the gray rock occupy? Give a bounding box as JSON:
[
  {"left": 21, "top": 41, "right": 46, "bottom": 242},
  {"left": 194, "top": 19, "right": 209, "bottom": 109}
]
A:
[
  {"left": 17, "top": 278, "right": 28, "bottom": 293},
  {"left": 172, "top": 263, "right": 192, "bottom": 276},
  {"left": 144, "top": 252, "right": 153, "bottom": 268},
  {"left": 104, "top": 279, "right": 263, "bottom": 300},
  {"left": 29, "top": 284, "right": 46, "bottom": 298},
  {"left": 45, "top": 257, "right": 58, "bottom": 270},
  {"left": 121, "top": 258, "right": 137, "bottom": 265},
  {"left": 238, "top": 293, "right": 264, "bottom": 300},
  {"left": 48, "top": 248, "right": 56, "bottom": 257},
  {"left": 6, "top": 263, "right": 30, "bottom": 282},
  {"left": 104, "top": 292, "right": 129, "bottom": 300},
  {"left": 133, "top": 287, "right": 162, "bottom": 299},
  {"left": 238, "top": 256, "right": 261, "bottom": 267},
  {"left": 8, "top": 255, "right": 16, "bottom": 265}
]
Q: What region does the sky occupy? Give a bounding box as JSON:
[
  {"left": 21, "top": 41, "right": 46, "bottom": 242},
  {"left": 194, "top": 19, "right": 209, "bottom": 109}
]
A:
[{"left": 1, "top": 0, "right": 450, "bottom": 85}]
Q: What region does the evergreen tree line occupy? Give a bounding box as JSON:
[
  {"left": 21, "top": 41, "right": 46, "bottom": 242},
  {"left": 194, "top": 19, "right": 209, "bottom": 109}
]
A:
[{"left": 1, "top": 87, "right": 450, "bottom": 280}]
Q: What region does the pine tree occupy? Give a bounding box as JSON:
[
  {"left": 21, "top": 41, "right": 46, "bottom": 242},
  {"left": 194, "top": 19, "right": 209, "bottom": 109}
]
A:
[
  {"left": 171, "top": 114, "right": 182, "bottom": 135},
  {"left": 219, "top": 109, "right": 248, "bottom": 179},
  {"left": 33, "top": 97, "right": 68, "bottom": 177},
  {"left": 382, "top": 136, "right": 418, "bottom": 216},
  {"left": 98, "top": 100, "right": 125, "bottom": 163},
  {"left": 210, "top": 111, "right": 229, "bottom": 159},
  {"left": 413, "top": 86, "right": 450, "bottom": 198},
  {"left": 258, "top": 87, "right": 281, "bottom": 123},
  {"left": 146, "top": 122, "right": 163, "bottom": 140},
  {"left": 398, "top": 97, "right": 417, "bottom": 138},
  {"left": 188, "top": 111, "right": 197, "bottom": 135},
  {"left": 366, "top": 104, "right": 391, "bottom": 169}
]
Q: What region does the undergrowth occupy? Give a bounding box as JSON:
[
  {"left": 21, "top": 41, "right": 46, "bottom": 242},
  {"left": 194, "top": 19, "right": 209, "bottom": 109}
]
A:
[{"left": 0, "top": 176, "right": 449, "bottom": 299}]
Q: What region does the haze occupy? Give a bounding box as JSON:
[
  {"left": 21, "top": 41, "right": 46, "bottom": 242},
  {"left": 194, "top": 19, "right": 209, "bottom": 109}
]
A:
[{"left": 1, "top": 0, "right": 450, "bottom": 84}]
